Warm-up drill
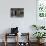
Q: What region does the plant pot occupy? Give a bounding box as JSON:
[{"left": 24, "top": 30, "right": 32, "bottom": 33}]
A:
[
  {"left": 37, "top": 39, "right": 45, "bottom": 44},
  {"left": 37, "top": 39, "right": 40, "bottom": 43},
  {"left": 40, "top": 39, "right": 45, "bottom": 43}
]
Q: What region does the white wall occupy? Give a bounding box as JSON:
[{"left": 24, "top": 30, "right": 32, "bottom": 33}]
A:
[{"left": 0, "top": 0, "right": 36, "bottom": 42}]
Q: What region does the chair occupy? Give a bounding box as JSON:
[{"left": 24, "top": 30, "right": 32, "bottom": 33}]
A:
[
  {"left": 18, "top": 33, "right": 30, "bottom": 46},
  {"left": 4, "top": 27, "right": 19, "bottom": 46},
  {"left": 4, "top": 33, "right": 18, "bottom": 46}
]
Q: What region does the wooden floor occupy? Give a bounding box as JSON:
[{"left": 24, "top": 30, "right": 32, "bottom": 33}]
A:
[{"left": 0, "top": 42, "right": 46, "bottom": 46}]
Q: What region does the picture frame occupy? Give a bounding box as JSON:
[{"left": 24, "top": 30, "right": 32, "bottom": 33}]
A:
[{"left": 11, "top": 8, "right": 24, "bottom": 17}]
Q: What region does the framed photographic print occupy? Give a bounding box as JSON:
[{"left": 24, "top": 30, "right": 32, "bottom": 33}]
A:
[{"left": 11, "top": 8, "right": 24, "bottom": 17}]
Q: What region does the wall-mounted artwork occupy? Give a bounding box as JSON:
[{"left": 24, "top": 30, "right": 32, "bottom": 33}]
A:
[
  {"left": 11, "top": 8, "right": 24, "bottom": 17},
  {"left": 36, "top": 0, "right": 46, "bottom": 26},
  {"left": 37, "top": 0, "right": 46, "bottom": 18}
]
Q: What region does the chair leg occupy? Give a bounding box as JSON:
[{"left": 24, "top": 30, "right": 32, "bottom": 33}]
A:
[
  {"left": 4, "top": 41, "right": 7, "bottom": 46},
  {"left": 4, "top": 33, "right": 7, "bottom": 46},
  {"left": 16, "top": 34, "right": 18, "bottom": 46}
]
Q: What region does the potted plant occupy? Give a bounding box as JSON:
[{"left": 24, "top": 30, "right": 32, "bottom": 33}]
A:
[
  {"left": 33, "top": 32, "right": 46, "bottom": 43},
  {"left": 40, "top": 26, "right": 45, "bottom": 29},
  {"left": 32, "top": 24, "right": 45, "bottom": 30},
  {"left": 32, "top": 25, "right": 39, "bottom": 30}
]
